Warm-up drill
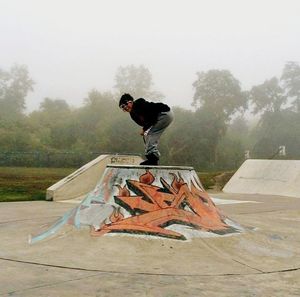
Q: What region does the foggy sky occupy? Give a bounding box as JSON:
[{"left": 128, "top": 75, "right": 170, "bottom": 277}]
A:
[{"left": 1, "top": 0, "right": 300, "bottom": 112}]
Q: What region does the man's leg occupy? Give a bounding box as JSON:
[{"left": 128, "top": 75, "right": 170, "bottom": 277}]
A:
[{"left": 142, "top": 111, "right": 174, "bottom": 165}]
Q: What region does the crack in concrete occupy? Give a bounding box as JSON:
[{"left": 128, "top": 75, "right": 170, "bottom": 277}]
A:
[
  {"left": 0, "top": 272, "right": 101, "bottom": 296},
  {"left": 1, "top": 257, "right": 299, "bottom": 278},
  {"left": 198, "top": 238, "right": 264, "bottom": 273},
  {"left": 232, "top": 259, "right": 264, "bottom": 273}
]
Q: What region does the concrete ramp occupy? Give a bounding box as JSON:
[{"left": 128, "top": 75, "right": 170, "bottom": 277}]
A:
[
  {"left": 223, "top": 159, "right": 300, "bottom": 198},
  {"left": 46, "top": 154, "right": 143, "bottom": 201},
  {"left": 31, "top": 165, "right": 241, "bottom": 243}
]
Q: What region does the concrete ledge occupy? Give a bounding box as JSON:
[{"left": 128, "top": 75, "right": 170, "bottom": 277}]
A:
[{"left": 46, "top": 154, "right": 143, "bottom": 201}]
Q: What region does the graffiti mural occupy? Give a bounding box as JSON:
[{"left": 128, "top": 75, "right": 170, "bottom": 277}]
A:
[
  {"left": 91, "top": 170, "right": 234, "bottom": 240},
  {"left": 30, "top": 165, "right": 241, "bottom": 244}
]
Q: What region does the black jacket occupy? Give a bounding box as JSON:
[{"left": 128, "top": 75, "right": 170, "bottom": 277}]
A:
[{"left": 130, "top": 98, "right": 170, "bottom": 131}]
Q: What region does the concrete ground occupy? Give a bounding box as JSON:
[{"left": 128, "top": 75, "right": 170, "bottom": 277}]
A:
[{"left": 1, "top": 192, "right": 300, "bottom": 297}]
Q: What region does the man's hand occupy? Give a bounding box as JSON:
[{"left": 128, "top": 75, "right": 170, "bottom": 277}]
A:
[{"left": 141, "top": 127, "right": 151, "bottom": 137}]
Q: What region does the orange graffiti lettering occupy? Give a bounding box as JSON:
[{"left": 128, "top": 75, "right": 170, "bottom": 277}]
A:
[{"left": 91, "top": 170, "right": 234, "bottom": 240}]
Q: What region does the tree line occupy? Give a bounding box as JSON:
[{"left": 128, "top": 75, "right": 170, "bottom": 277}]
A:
[{"left": 0, "top": 63, "right": 299, "bottom": 170}]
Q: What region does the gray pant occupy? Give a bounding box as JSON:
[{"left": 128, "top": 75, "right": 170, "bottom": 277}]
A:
[{"left": 144, "top": 110, "right": 174, "bottom": 158}]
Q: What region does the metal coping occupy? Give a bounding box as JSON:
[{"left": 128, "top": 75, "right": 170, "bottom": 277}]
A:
[{"left": 107, "top": 164, "right": 194, "bottom": 170}]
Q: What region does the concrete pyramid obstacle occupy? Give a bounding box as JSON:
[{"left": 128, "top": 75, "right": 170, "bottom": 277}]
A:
[
  {"left": 30, "top": 165, "right": 241, "bottom": 243},
  {"left": 223, "top": 159, "right": 300, "bottom": 198}
]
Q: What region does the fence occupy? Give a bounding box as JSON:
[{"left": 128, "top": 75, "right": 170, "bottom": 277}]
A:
[{"left": 0, "top": 151, "right": 138, "bottom": 168}]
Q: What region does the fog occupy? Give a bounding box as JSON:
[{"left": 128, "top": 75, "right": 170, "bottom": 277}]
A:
[{"left": 1, "top": 0, "right": 300, "bottom": 112}]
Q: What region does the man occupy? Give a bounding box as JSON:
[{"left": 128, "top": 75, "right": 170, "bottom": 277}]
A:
[{"left": 119, "top": 93, "right": 174, "bottom": 165}]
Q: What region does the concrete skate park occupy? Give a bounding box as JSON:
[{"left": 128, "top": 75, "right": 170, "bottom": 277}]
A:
[{"left": 1, "top": 155, "right": 300, "bottom": 297}]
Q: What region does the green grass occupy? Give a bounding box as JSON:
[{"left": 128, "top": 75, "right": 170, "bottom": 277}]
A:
[
  {"left": 0, "top": 167, "right": 75, "bottom": 202},
  {"left": 198, "top": 171, "right": 235, "bottom": 190}
]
